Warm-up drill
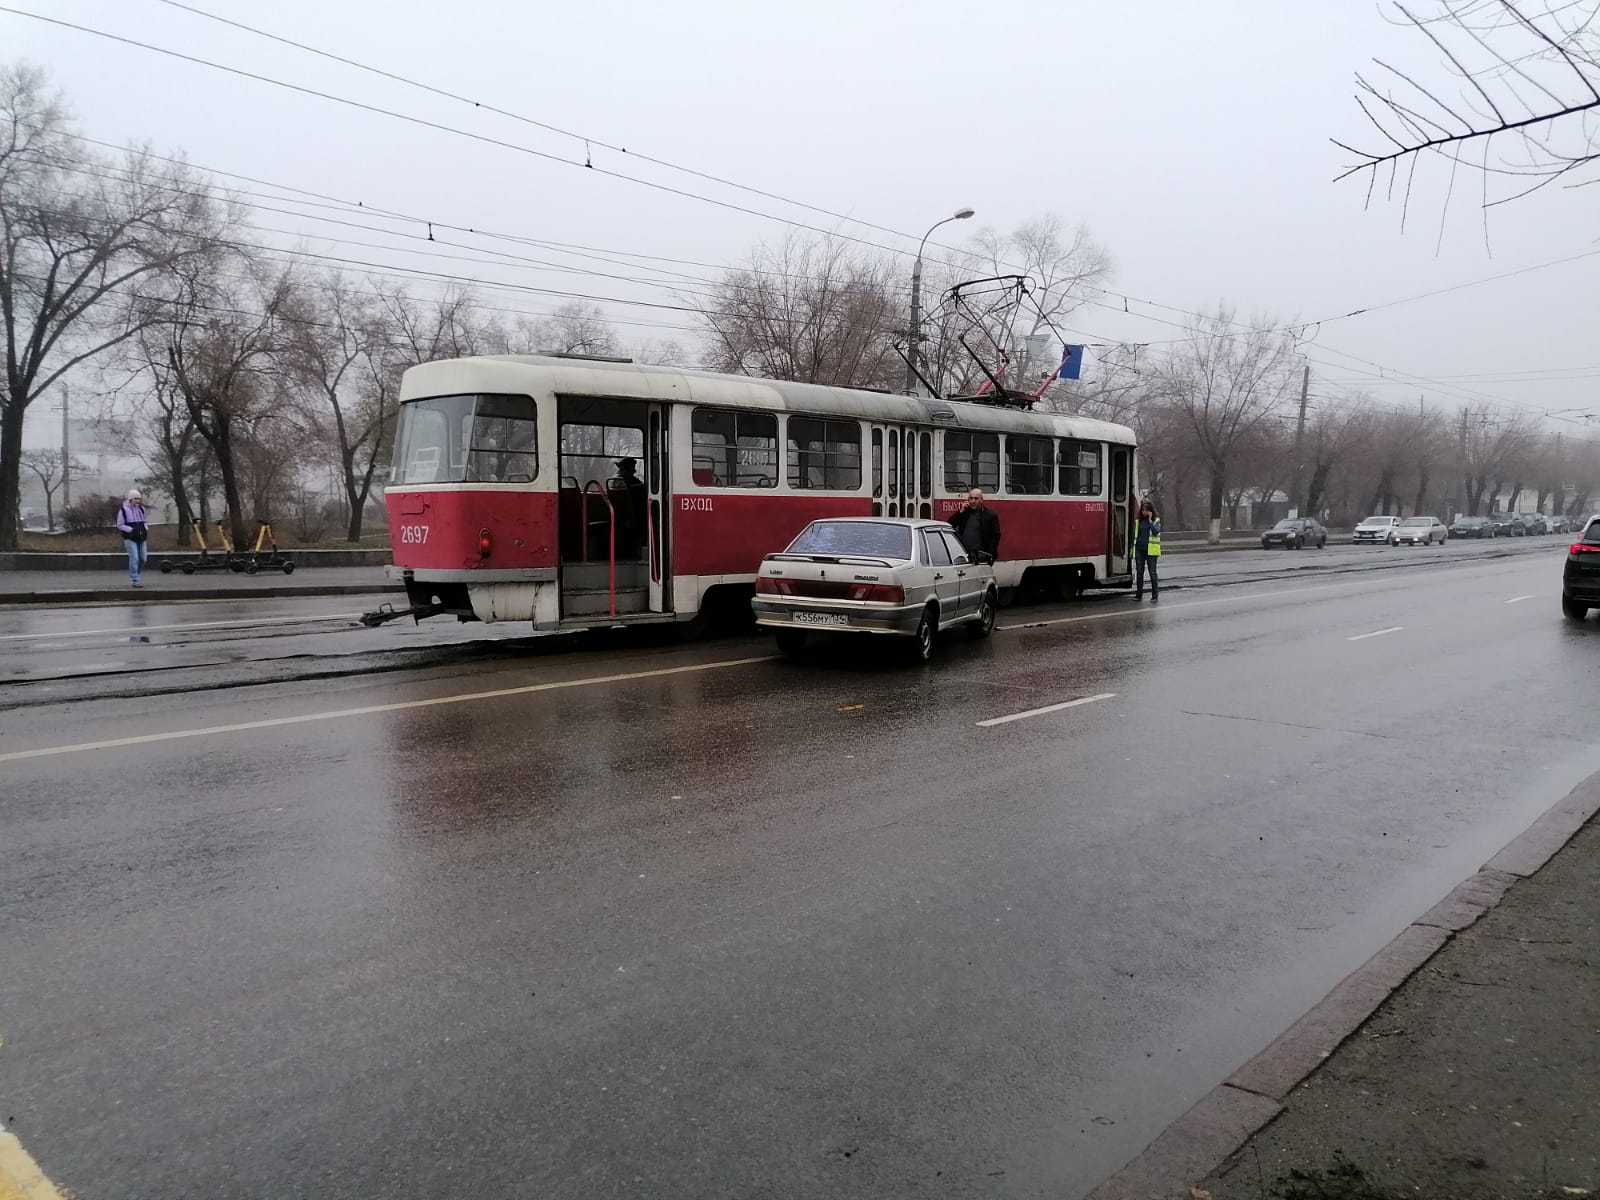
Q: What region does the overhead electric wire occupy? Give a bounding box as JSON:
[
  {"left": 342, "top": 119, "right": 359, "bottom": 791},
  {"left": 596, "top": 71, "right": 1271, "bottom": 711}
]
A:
[
  {"left": 54, "top": 135, "right": 914, "bottom": 296},
  {"left": 0, "top": 6, "right": 935, "bottom": 261},
  {"left": 15, "top": 5, "right": 1588, "bottom": 417},
  {"left": 147, "top": 0, "right": 953, "bottom": 253}
]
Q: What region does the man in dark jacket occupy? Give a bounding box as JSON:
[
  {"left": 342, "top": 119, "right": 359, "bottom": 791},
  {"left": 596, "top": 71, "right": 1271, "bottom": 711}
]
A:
[{"left": 948, "top": 488, "right": 1000, "bottom": 560}]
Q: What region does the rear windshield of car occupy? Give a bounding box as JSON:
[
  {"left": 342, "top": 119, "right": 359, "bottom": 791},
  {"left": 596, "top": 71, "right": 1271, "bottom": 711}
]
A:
[
  {"left": 1400, "top": 517, "right": 1429, "bottom": 526},
  {"left": 1583, "top": 521, "right": 1600, "bottom": 546},
  {"left": 786, "top": 521, "right": 912, "bottom": 560}
]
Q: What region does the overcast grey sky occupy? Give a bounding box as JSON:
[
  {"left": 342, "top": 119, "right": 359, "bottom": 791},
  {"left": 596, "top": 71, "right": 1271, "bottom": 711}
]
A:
[{"left": 9, "top": 0, "right": 1597, "bottom": 446}]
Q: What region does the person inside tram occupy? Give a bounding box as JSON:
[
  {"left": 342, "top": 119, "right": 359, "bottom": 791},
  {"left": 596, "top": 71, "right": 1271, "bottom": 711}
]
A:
[{"left": 609, "top": 456, "right": 649, "bottom": 558}]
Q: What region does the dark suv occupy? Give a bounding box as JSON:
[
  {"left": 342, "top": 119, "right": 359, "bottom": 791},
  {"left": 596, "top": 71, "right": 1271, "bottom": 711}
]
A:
[{"left": 1563, "top": 519, "right": 1600, "bottom": 621}]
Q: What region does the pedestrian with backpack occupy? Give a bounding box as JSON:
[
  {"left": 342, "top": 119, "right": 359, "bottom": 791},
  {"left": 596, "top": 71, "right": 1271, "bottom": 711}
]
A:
[{"left": 116, "top": 488, "right": 150, "bottom": 587}]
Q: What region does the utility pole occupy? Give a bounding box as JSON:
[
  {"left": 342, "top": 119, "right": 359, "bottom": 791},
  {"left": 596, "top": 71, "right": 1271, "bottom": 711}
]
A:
[
  {"left": 1291, "top": 365, "right": 1310, "bottom": 517},
  {"left": 903, "top": 208, "right": 975, "bottom": 396},
  {"left": 60, "top": 385, "right": 70, "bottom": 516},
  {"left": 904, "top": 258, "right": 925, "bottom": 396}
]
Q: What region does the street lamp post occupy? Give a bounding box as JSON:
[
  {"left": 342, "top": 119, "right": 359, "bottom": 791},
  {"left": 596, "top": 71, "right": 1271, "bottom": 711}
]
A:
[{"left": 904, "top": 207, "right": 975, "bottom": 395}]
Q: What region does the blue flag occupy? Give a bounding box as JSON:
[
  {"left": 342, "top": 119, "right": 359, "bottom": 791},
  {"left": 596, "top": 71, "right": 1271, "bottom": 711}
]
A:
[{"left": 1058, "top": 344, "right": 1084, "bottom": 381}]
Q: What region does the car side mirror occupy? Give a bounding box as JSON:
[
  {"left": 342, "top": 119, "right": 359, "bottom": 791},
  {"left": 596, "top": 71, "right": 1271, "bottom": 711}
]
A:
[{"left": 974, "top": 551, "right": 995, "bottom": 566}]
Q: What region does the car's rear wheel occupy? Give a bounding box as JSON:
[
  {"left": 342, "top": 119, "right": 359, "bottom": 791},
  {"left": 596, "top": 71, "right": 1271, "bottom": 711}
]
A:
[
  {"left": 775, "top": 628, "right": 808, "bottom": 657},
  {"left": 910, "top": 606, "right": 937, "bottom": 662},
  {"left": 1562, "top": 593, "right": 1590, "bottom": 622},
  {"left": 970, "top": 589, "right": 997, "bottom": 638}
]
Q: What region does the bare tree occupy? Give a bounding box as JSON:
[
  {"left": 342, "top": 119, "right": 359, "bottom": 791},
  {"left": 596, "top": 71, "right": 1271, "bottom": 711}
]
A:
[
  {"left": 1461, "top": 406, "right": 1538, "bottom": 513},
  {"left": 920, "top": 215, "right": 1112, "bottom": 399},
  {"left": 19, "top": 446, "right": 82, "bottom": 530},
  {"left": 0, "top": 63, "right": 227, "bottom": 549},
  {"left": 973, "top": 215, "right": 1112, "bottom": 388},
  {"left": 292, "top": 273, "right": 397, "bottom": 541},
  {"left": 506, "top": 301, "right": 621, "bottom": 357},
  {"left": 160, "top": 260, "right": 300, "bottom": 546},
  {"left": 1153, "top": 307, "right": 1300, "bottom": 541},
  {"left": 692, "top": 233, "right": 901, "bottom": 389},
  {"left": 1337, "top": 1, "right": 1600, "bottom": 221},
  {"left": 1410, "top": 401, "right": 1451, "bottom": 514},
  {"left": 1302, "top": 397, "right": 1374, "bottom": 518},
  {"left": 632, "top": 337, "right": 688, "bottom": 367},
  {"left": 378, "top": 282, "right": 497, "bottom": 364}
]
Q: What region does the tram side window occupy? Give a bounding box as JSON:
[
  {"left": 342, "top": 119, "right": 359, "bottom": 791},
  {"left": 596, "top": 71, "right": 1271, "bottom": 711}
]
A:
[
  {"left": 787, "top": 418, "right": 862, "bottom": 490},
  {"left": 943, "top": 431, "right": 999, "bottom": 492},
  {"left": 1059, "top": 439, "right": 1104, "bottom": 496},
  {"left": 1005, "top": 435, "right": 1054, "bottom": 495},
  {"left": 690, "top": 407, "right": 778, "bottom": 488},
  {"left": 466, "top": 395, "right": 539, "bottom": 483}
]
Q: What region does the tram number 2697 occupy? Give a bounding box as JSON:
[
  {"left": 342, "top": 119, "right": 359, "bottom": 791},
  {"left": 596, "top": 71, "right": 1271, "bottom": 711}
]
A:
[{"left": 398, "top": 525, "right": 431, "bottom": 544}]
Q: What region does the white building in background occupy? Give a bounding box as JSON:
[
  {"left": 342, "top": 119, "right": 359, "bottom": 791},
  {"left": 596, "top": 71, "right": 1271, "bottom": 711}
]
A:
[{"left": 18, "top": 416, "right": 155, "bottom": 526}]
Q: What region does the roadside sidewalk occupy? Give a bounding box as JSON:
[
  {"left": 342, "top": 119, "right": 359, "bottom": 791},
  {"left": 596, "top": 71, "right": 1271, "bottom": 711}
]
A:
[
  {"left": 0, "top": 567, "right": 400, "bottom": 605},
  {"left": 1093, "top": 801, "right": 1600, "bottom": 1200}
]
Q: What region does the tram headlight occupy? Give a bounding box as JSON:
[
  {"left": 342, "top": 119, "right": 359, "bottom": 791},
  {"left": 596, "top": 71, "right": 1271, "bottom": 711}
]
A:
[{"left": 478, "top": 528, "right": 492, "bottom": 559}]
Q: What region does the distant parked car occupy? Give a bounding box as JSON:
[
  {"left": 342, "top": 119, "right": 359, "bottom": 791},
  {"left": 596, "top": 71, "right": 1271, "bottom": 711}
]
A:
[
  {"left": 1489, "top": 513, "right": 1524, "bottom": 537},
  {"left": 1352, "top": 515, "right": 1401, "bottom": 545},
  {"left": 1547, "top": 515, "right": 1572, "bottom": 535},
  {"left": 752, "top": 517, "right": 997, "bottom": 662},
  {"left": 1261, "top": 517, "right": 1327, "bottom": 550},
  {"left": 1562, "top": 517, "right": 1600, "bottom": 621},
  {"left": 1394, "top": 516, "right": 1448, "bottom": 546},
  {"left": 1450, "top": 516, "right": 1495, "bottom": 539}
]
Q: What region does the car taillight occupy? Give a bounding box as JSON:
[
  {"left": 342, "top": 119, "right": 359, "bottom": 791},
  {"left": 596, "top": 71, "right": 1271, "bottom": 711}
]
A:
[
  {"left": 478, "top": 528, "right": 492, "bottom": 559},
  {"left": 847, "top": 583, "right": 905, "bottom": 603},
  {"left": 1570, "top": 543, "right": 1600, "bottom": 555},
  {"left": 755, "top": 577, "right": 792, "bottom": 595}
]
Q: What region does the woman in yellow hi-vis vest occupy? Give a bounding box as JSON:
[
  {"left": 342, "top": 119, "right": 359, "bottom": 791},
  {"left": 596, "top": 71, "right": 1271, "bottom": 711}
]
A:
[{"left": 1134, "top": 500, "right": 1161, "bottom": 601}]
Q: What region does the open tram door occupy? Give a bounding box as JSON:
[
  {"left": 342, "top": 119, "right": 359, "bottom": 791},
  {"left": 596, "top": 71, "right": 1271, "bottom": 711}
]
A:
[
  {"left": 645, "top": 404, "right": 669, "bottom": 613},
  {"left": 555, "top": 396, "right": 671, "bottom": 620},
  {"left": 1109, "top": 444, "right": 1133, "bottom": 579}
]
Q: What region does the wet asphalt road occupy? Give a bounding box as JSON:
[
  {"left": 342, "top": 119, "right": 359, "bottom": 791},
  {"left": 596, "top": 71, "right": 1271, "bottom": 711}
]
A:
[{"left": 3, "top": 537, "right": 1598, "bottom": 1199}]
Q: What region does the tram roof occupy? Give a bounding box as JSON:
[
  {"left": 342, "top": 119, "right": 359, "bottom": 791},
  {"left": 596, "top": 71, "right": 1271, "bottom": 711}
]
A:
[{"left": 400, "top": 355, "right": 1137, "bottom": 445}]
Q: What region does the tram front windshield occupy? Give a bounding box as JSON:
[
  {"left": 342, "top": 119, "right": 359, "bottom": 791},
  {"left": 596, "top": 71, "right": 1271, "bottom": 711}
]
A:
[{"left": 392, "top": 394, "right": 538, "bottom": 485}]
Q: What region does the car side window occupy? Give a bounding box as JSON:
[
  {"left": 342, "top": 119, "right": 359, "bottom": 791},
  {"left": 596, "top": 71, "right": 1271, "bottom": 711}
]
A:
[
  {"left": 923, "top": 530, "right": 953, "bottom": 567},
  {"left": 940, "top": 531, "right": 970, "bottom": 564}
]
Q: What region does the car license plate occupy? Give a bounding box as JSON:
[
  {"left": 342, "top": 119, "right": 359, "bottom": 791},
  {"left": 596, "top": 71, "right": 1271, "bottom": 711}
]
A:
[{"left": 793, "top": 612, "right": 847, "bottom": 627}]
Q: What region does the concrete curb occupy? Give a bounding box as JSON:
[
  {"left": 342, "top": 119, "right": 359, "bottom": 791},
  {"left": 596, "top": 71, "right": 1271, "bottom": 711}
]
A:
[
  {"left": 0, "top": 583, "right": 402, "bottom": 606},
  {"left": 1083, "top": 771, "right": 1600, "bottom": 1200}
]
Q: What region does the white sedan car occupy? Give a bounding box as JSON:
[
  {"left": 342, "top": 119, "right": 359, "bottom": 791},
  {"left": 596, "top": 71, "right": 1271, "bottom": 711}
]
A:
[
  {"left": 1352, "top": 515, "right": 1401, "bottom": 544},
  {"left": 752, "top": 517, "right": 998, "bottom": 662}
]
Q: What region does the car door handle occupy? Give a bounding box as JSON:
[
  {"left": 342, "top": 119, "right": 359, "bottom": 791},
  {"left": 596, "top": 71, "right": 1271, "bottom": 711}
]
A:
[
  {"left": 933, "top": 573, "right": 945, "bottom": 580},
  {"left": 957, "top": 570, "right": 967, "bottom": 577}
]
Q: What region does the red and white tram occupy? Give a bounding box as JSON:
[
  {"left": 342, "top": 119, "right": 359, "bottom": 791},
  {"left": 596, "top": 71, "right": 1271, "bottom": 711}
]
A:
[{"left": 382, "top": 354, "right": 1139, "bottom": 629}]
